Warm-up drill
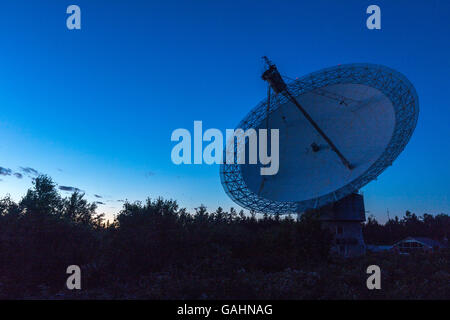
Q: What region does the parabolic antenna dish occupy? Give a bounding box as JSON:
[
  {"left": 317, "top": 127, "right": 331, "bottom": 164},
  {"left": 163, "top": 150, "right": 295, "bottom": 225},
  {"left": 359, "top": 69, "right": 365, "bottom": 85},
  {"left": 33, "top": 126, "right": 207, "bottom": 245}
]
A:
[{"left": 220, "top": 63, "right": 419, "bottom": 214}]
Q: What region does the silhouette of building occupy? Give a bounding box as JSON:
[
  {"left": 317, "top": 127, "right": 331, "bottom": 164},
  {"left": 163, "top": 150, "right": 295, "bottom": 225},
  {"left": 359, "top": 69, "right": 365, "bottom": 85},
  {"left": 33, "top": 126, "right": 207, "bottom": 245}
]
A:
[{"left": 392, "top": 237, "right": 447, "bottom": 254}]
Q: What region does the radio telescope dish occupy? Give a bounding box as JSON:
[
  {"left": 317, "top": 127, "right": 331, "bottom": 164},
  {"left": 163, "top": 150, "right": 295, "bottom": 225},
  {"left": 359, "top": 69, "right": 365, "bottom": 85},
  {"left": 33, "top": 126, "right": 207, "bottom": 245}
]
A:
[{"left": 220, "top": 61, "right": 419, "bottom": 214}]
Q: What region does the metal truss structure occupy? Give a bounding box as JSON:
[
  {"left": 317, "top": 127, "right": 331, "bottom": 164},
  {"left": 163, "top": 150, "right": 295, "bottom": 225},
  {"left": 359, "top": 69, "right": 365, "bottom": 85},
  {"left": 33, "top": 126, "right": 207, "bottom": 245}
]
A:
[{"left": 220, "top": 63, "right": 419, "bottom": 214}]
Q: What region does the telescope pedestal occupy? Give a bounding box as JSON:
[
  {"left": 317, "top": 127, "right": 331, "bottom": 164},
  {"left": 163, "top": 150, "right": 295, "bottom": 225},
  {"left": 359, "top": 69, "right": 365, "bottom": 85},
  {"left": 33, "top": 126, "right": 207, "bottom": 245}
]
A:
[{"left": 315, "top": 193, "right": 366, "bottom": 257}]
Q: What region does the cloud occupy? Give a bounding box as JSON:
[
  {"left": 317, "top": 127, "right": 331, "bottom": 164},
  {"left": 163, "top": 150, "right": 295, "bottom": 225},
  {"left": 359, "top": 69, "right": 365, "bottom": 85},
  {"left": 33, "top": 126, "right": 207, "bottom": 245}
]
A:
[
  {"left": 58, "top": 186, "right": 82, "bottom": 193},
  {"left": 20, "top": 167, "right": 39, "bottom": 176},
  {"left": 95, "top": 201, "right": 105, "bottom": 205},
  {"left": 14, "top": 172, "right": 23, "bottom": 179},
  {"left": 0, "top": 167, "right": 12, "bottom": 176},
  {"left": 117, "top": 200, "right": 125, "bottom": 203},
  {"left": 145, "top": 171, "right": 156, "bottom": 178},
  {"left": 94, "top": 194, "right": 103, "bottom": 198}
]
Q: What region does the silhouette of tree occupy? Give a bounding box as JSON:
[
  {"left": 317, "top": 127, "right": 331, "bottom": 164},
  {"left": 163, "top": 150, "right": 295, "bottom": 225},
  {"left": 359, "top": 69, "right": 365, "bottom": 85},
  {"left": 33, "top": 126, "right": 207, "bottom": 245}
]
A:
[
  {"left": 63, "top": 191, "right": 102, "bottom": 225},
  {"left": 20, "top": 175, "right": 62, "bottom": 216}
]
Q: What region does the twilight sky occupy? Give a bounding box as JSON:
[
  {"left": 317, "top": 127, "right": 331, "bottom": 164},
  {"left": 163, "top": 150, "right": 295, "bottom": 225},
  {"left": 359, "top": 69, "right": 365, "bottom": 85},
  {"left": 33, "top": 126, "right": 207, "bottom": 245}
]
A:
[{"left": 0, "top": 0, "right": 448, "bottom": 222}]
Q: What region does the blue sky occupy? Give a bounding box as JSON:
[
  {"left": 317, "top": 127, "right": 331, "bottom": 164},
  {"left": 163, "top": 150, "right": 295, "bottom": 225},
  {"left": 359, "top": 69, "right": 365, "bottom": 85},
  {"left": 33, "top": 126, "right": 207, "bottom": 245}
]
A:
[{"left": 0, "top": 0, "right": 448, "bottom": 221}]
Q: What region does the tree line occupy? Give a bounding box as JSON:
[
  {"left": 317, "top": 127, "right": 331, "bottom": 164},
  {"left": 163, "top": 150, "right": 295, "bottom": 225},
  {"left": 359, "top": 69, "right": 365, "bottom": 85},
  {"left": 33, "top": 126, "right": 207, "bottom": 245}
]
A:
[
  {"left": 0, "top": 175, "right": 448, "bottom": 298},
  {"left": 0, "top": 175, "right": 331, "bottom": 297},
  {"left": 363, "top": 211, "right": 450, "bottom": 245}
]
